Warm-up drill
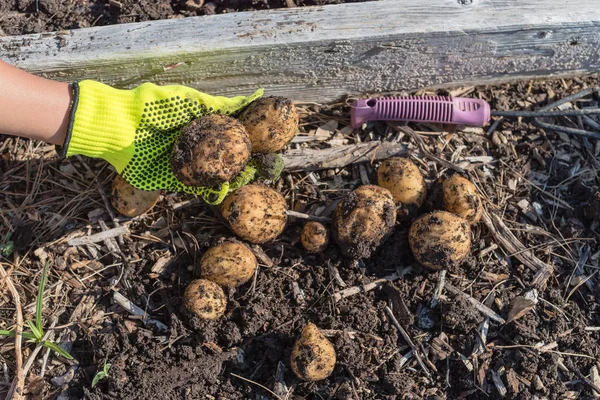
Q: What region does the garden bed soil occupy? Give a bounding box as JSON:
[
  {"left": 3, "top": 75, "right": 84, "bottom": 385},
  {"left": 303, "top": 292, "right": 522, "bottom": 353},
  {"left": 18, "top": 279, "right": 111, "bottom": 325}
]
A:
[{"left": 1, "top": 76, "right": 600, "bottom": 400}]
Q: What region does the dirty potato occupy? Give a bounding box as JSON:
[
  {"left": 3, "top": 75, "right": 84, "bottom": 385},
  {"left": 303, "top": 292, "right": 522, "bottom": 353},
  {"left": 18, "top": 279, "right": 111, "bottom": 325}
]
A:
[
  {"left": 290, "top": 322, "right": 336, "bottom": 381},
  {"left": 332, "top": 185, "right": 396, "bottom": 259},
  {"left": 377, "top": 157, "right": 426, "bottom": 219},
  {"left": 200, "top": 240, "right": 257, "bottom": 287},
  {"left": 171, "top": 114, "right": 251, "bottom": 187},
  {"left": 301, "top": 221, "right": 329, "bottom": 253},
  {"left": 237, "top": 96, "right": 299, "bottom": 153},
  {"left": 220, "top": 184, "right": 288, "bottom": 244},
  {"left": 183, "top": 279, "right": 227, "bottom": 320},
  {"left": 435, "top": 174, "right": 483, "bottom": 224},
  {"left": 408, "top": 211, "right": 471, "bottom": 270},
  {"left": 111, "top": 174, "right": 160, "bottom": 217}
]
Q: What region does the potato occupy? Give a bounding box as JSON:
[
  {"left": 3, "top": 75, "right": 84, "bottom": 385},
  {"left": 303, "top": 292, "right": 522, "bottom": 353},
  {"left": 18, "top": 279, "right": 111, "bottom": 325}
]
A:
[
  {"left": 332, "top": 185, "right": 396, "bottom": 259},
  {"left": 111, "top": 174, "right": 160, "bottom": 217},
  {"left": 171, "top": 114, "right": 251, "bottom": 187},
  {"left": 238, "top": 96, "right": 299, "bottom": 153},
  {"left": 377, "top": 157, "right": 426, "bottom": 219},
  {"left": 221, "top": 184, "right": 287, "bottom": 244},
  {"left": 290, "top": 323, "right": 336, "bottom": 381},
  {"left": 183, "top": 279, "right": 227, "bottom": 320},
  {"left": 200, "top": 241, "right": 257, "bottom": 287},
  {"left": 435, "top": 174, "right": 483, "bottom": 224},
  {"left": 301, "top": 221, "right": 329, "bottom": 253},
  {"left": 408, "top": 211, "right": 471, "bottom": 270}
]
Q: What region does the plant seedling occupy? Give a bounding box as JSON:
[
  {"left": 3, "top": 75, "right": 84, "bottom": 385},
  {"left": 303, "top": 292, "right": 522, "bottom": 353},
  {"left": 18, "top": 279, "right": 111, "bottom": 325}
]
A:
[
  {"left": 0, "top": 262, "right": 73, "bottom": 359},
  {"left": 92, "top": 360, "right": 111, "bottom": 388}
]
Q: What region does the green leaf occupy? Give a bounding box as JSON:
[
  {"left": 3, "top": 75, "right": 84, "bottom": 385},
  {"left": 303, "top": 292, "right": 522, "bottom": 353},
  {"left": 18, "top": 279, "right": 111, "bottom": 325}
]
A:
[
  {"left": 92, "top": 364, "right": 111, "bottom": 388},
  {"left": 26, "top": 320, "right": 43, "bottom": 341},
  {"left": 42, "top": 341, "right": 73, "bottom": 360},
  {"left": 36, "top": 262, "right": 49, "bottom": 332},
  {"left": 0, "top": 330, "right": 37, "bottom": 341},
  {"left": 0, "top": 241, "right": 14, "bottom": 257}
]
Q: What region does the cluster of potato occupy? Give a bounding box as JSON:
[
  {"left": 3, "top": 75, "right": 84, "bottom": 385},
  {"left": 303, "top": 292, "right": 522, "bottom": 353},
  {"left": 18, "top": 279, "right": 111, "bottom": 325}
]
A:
[
  {"left": 110, "top": 96, "right": 298, "bottom": 217},
  {"left": 327, "top": 157, "right": 482, "bottom": 270},
  {"left": 107, "top": 95, "right": 484, "bottom": 383}
]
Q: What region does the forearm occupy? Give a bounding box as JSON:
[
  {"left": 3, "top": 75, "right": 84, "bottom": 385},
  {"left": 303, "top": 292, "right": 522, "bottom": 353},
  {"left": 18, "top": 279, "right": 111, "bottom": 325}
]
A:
[{"left": 0, "top": 60, "right": 72, "bottom": 145}]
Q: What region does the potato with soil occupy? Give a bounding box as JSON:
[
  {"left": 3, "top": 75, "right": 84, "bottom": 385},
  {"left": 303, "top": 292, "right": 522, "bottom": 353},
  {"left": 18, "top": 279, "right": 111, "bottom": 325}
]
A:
[
  {"left": 431, "top": 174, "right": 483, "bottom": 224},
  {"left": 221, "top": 184, "right": 287, "bottom": 244},
  {"left": 111, "top": 174, "right": 160, "bottom": 217},
  {"left": 408, "top": 211, "right": 471, "bottom": 270},
  {"left": 171, "top": 114, "right": 251, "bottom": 187},
  {"left": 301, "top": 221, "right": 329, "bottom": 253},
  {"left": 183, "top": 279, "right": 227, "bottom": 320},
  {"left": 332, "top": 185, "right": 396, "bottom": 259},
  {"left": 290, "top": 323, "right": 336, "bottom": 381},
  {"left": 200, "top": 241, "right": 257, "bottom": 287},
  {"left": 377, "top": 157, "right": 427, "bottom": 219},
  {"left": 237, "top": 96, "right": 299, "bottom": 153}
]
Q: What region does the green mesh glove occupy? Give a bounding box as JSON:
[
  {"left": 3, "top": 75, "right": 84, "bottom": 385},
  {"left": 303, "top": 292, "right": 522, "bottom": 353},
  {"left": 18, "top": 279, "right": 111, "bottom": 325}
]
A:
[{"left": 60, "top": 80, "right": 264, "bottom": 204}]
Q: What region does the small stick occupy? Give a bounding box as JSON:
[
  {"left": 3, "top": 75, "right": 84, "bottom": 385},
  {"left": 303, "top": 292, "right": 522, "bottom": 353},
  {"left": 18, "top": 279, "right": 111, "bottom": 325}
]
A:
[
  {"left": 328, "top": 262, "right": 347, "bottom": 288},
  {"left": 332, "top": 273, "right": 399, "bottom": 302},
  {"left": 112, "top": 291, "right": 168, "bottom": 332},
  {"left": 445, "top": 283, "right": 506, "bottom": 324},
  {"left": 0, "top": 264, "right": 24, "bottom": 400},
  {"left": 430, "top": 270, "right": 446, "bottom": 308},
  {"left": 384, "top": 306, "right": 432, "bottom": 380},
  {"left": 230, "top": 373, "right": 284, "bottom": 400},
  {"left": 67, "top": 226, "right": 129, "bottom": 246},
  {"left": 285, "top": 210, "right": 331, "bottom": 223}
]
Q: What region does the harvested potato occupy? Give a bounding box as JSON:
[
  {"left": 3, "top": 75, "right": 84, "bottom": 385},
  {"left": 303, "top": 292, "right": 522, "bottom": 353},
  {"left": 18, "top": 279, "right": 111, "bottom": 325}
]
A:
[
  {"left": 301, "top": 221, "right": 329, "bottom": 253},
  {"left": 183, "top": 279, "right": 227, "bottom": 320},
  {"left": 408, "top": 211, "right": 471, "bottom": 270},
  {"left": 200, "top": 240, "right": 257, "bottom": 287},
  {"left": 111, "top": 174, "right": 160, "bottom": 217},
  {"left": 221, "top": 184, "right": 287, "bottom": 244},
  {"left": 238, "top": 96, "right": 299, "bottom": 153},
  {"left": 171, "top": 114, "right": 251, "bottom": 187},
  {"left": 332, "top": 185, "right": 396, "bottom": 259},
  {"left": 434, "top": 174, "right": 483, "bottom": 224},
  {"left": 377, "top": 157, "right": 426, "bottom": 219},
  {"left": 290, "top": 323, "right": 336, "bottom": 381}
]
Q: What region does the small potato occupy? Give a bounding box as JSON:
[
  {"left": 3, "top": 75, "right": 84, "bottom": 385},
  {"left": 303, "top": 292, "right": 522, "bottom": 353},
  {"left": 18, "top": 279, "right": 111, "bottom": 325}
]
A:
[
  {"left": 408, "top": 211, "right": 471, "bottom": 270},
  {"left": 111, "top": 174, "right": 160, "bottom": 217},
  {"left": 238, "top": 96, "right": 299, "bottom": 153},
  {"left": 171, "top": 114, "right": 251, "bottom": 187},
  {"left": 377, "top": 157, "right": 427, "bottom": 219},
  {"left": 221, "top": 184, "right": 287, "bottom": 244},
  {"left": 200, "top": 241, "right": 257, "bottom": 287},
  {"left": 301, "top": 221, "right": 329, "bottom": 253},
  {"left": 290, "top": 323, "right": 336, "bottom": 381},
  {"left": 183, "top": 279, "right": 227, "bottom": 320},
  {"left": 438, "top": 174, "right": 483, "bottom": 224},
  {"left": 332, "top": 185, "right": 396, "bottom": 259}
]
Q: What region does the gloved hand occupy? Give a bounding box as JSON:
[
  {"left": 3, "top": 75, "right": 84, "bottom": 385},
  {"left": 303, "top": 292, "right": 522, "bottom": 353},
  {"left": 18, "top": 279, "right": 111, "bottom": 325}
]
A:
[{"left": 60, "top": 80, "right": 267, "bottom": 204}]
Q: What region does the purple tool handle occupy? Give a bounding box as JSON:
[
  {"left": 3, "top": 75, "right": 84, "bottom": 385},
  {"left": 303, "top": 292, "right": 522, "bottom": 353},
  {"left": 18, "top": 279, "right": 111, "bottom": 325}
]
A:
[{"left": 351, "top": 96, "right": 490, "bottom": 129}]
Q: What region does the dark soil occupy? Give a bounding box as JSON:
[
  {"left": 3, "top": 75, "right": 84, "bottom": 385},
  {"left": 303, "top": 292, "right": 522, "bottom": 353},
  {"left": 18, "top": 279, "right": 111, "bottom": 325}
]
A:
[{"left": 0, "top": 0, "right": 365, "bottom": 36}]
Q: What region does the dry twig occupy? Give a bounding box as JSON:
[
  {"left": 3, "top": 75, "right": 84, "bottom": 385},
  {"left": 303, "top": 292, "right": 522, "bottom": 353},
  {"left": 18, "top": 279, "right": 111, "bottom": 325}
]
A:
[
  {"left": 332, "top": 273, "right": 400, "bottom": 302},
  {"left": 445, "top": 283, "right": 506, "bottom": 324},
  {"left": 0, "top": 264, "right": 24, "bottom": 400}
]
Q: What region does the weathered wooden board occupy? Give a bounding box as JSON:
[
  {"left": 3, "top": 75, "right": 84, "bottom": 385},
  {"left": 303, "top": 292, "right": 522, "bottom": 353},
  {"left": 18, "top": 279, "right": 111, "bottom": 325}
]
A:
[{"left": 1, "top": 0, "right": 599, "bottom": 102}]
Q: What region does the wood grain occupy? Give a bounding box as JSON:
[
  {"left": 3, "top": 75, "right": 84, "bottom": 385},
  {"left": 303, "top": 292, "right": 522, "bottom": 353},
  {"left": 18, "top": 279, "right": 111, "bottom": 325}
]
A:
[{"left": 1, "top": 0, "right": 599, "bottom": 102}]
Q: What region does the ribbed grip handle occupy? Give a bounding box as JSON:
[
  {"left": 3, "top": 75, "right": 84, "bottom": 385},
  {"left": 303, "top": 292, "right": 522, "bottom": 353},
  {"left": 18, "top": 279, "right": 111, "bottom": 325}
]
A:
[{"left": 351, "top": 96, "right": 490, "bottom": 128}]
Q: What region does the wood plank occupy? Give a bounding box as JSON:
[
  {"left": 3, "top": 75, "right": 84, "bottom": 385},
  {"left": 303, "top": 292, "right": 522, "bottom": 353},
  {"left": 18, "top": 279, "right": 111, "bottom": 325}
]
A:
[{"left": 1, "top": 0, "right": 600, "bottom": 102}]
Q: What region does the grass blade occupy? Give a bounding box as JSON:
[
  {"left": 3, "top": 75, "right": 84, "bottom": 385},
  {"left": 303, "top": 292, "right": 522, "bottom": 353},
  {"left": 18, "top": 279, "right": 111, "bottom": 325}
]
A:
[
  {"left": 36, "top": 262, "right": 49, "bottom": 332},
  {"left": 42, "top": 341, "right": 73, "bottom": 360},
  {"left": 0, "top": 329, "right": 16, "bottom": 336},
  {"left": 26, "top": 320, "right": 43, "bottom": 341}
]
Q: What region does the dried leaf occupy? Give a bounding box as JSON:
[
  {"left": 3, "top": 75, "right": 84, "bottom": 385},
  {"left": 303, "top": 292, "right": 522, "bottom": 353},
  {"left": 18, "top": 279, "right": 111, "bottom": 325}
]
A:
[{"left": 507, "top": 289, "right": 538, "bottom": 322}]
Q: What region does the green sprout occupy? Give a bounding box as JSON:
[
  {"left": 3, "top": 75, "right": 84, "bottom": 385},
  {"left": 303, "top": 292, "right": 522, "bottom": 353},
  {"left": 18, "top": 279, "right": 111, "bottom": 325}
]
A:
[
  {"left": 0, "top": 233, "right": 14, "bottom": 257},
  {"left": 92, "top": 360, "right": 111, "bottom": 388},
  {"left": 0, "top": 262, "right": 73, "bottom": 360}
]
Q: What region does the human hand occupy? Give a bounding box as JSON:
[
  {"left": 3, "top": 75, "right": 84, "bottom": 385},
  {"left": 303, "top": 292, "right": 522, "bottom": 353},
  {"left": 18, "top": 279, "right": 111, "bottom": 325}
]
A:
[{"left": 60, "top": 80, "right": 267, "bottom": 204}]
